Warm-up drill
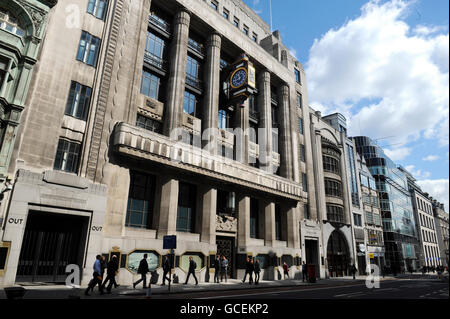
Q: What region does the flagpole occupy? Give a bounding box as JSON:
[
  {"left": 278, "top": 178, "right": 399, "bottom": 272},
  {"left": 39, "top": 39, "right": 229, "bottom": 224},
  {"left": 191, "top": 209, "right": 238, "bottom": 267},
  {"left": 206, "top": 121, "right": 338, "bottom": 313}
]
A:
[{"left": 269, "top": 0, "right": 273, "bottom": 32}]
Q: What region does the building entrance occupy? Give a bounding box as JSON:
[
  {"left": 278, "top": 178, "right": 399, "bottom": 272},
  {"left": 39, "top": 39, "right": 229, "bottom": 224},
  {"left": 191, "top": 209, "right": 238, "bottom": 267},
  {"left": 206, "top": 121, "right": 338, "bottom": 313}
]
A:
[
  {"left": 216, "top": 236, "right": 235, "bottom": 279},
  {"left": 305, "top": 239, "right": 319, "bottom": 278},
  {"left": 327, "top": 230, "right": 350, "bottom": 277},
  {"left": 16, "top": 211, "right": 89, "bottom": 283}
]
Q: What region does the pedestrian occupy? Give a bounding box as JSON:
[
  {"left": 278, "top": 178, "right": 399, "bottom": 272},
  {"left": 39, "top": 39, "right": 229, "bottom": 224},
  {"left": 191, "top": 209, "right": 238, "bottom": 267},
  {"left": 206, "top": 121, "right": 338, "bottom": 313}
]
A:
[
  {"left": 133, "top": 254, "right": 149, "bottom": 289},
  {"left": 248, "top": 259, "right": 254, "bottom": 284},
  {"left": 184, "top": 256, "right": 198, "bottom": 285},
  {"left": 254, "top": 259, "right": 261, "bottom": 285},
  {"left": 102, "top": 255, "right": 119, "bottom": 293},
  {"left": 84, "top": 255, "right": 104, "bottom": 296},
  {"left": 161, "top": 255, "right": 172, "bottom": 286},
  {"left": 351, "top": 264, "right": 357, "bottom": 280},
  {"left": 242, "top": 257, "right": 253, "bottom": 283},
  {"left": 214, "top": 255, "right": 221, "bottom": 283},
  {"left": 221, "top": 255, "right": 228, "bottom": 282},
  {"left": 283, "top": 262, "right": 289, "bottom": 279},
  {"left": 302, "top": 262, "right": 308, "bottom": 282}
]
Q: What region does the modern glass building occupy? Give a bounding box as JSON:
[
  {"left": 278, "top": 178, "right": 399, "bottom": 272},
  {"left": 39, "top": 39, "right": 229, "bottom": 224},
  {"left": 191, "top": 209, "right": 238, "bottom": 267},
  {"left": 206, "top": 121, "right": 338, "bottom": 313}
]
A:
[{"left": 353, "top": 136, "right": 419, "bottom": 273}]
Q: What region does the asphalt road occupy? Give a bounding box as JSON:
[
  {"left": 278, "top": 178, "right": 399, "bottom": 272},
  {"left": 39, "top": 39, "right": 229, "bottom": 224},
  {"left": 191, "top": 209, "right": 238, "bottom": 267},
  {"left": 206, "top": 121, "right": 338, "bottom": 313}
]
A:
[{"left": 151, "top": 279, "right": 449, "bottom": 300}]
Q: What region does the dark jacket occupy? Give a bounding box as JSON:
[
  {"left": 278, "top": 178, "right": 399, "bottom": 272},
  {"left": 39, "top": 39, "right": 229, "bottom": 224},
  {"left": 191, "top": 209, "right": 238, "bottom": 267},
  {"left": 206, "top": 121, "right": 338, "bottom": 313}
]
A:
[
  {"left": 100, "top": 259, "right": 107, "bottom": 275},
  {"left": 214, "top": 259, "right": 221, "bottom": 271},
  {"left": 302, "top": 264, "right": 307, "bottom": 272},
  {"left": 107, "top": 258, "right": 119, "bottom": 276},
  {"left": 163, "top": 258, "right": 171, "bottom": 272},
  {"left": 246, "top": 261, "right": 254, "bottom": 272},
  {"left": 254, "top": 262, "right": 261, "bottom": 273},
  {"left": 189, "top": 260, "right": 197, "bottom": 272},
  {"left": 137, "top": 258, "right": 149, "bottom": 275}
]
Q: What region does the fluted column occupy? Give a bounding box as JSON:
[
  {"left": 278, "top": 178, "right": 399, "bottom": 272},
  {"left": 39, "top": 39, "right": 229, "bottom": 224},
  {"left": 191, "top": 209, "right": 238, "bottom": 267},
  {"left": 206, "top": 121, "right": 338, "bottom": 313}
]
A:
[
  {"left": 237, "top": 194, "right": 250, "bottom": 248},
  {"left": 257, "top": 71, "right": 272, "bottom": 173},
  {"left": 203, "top": 33, "right": 222, "bottom": 154},
  {"left": 340, "top": 138, "right": 351, "bottom": 225},
  {"left": 164, "top": 9, "right": 191, "bottom": 137},
  {"left": 157, "top": 177, "right": 179, "bottom": 238},
  {"left": 278, "top": 85, "right": 293, "bottom": 179},
  {"left": 287, "top": 205, "right": 300, "bottom": 249},
  {"left": 200, "top": 186, "right": 217, "bottom": 245},
  {"left": 264, "top": 201, "right": 276, "bottom": 247},
  {"left": 234, "top": 100, "right": 249, "bottom": 164}
]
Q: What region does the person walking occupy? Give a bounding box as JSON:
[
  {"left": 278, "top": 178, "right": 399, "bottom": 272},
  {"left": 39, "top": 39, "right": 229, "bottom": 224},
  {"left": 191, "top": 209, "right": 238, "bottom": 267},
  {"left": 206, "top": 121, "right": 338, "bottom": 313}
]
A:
[
  {"left": 184, "top": 256, "right": 198, "bottom": 285},
  {"left": 133, "top": 254, "right": 149, "bottom": 289},
  {"left": 102, "top": 255, "right": 119, "bottom": 293},
  {"left": 221, "top": 256, "right": 228, "bottom": 283},
  {"left": 254, "top": 259, "right": 261, "bottom": 285},
  {"left": 84, "top": 255, "right": 104, "bottom": 296},
  {"left": 242, "top": 257, "right": 253, "bottom": 283},
  {"left": 302, "top": 262, "right": 308, "bottom": 282},
  {"left": 214, "top": 255, "right": 221, "bottom": 283},
  {"left": 161, "top": 255, "right": 172, "bottom": 286},
  {"left": 351, "top": 264, "right": 357, "bottom": 280},
  {"left": 283, "top": 262, "right": 290, "bottom": 279}
]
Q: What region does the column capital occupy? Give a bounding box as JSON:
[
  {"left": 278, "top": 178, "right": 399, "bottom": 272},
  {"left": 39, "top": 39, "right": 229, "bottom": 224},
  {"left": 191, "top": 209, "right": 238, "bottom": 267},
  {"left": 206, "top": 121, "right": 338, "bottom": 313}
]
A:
[
  {"left": 174, "top": 9, "right": 191, "bottom": 26},
  {"left": 207, "top": 32, "right": 222, "bottom": 49},
  {"left": 258, "top": 70, "right": 271, "bottom": 83},
  {"left": 280, "top": 84, "right": 290, "bottom": 97}
]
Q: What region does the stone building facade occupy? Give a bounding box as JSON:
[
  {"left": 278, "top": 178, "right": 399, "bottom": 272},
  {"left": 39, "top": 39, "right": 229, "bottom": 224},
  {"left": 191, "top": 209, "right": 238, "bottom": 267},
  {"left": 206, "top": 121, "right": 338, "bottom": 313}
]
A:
[
  {"left": 0, "top": 0, "right": 332, "bottom": 286},
  {"left": 432, "top": 201, "right": 449, "bottom": 267}
]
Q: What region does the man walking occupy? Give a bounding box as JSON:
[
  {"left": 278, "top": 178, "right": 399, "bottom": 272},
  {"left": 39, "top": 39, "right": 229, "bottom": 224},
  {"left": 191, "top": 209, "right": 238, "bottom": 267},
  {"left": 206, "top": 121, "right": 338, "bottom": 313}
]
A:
[
  {"left": 351, "top": 264, "right": 357, "bottom": 280},
  {"left": 283, "top": 262, "right": 290, "bottom": 279},
  {"left": 184, "top": 256, "right": 198, "bottom": 285},
  {"left": 161, "top": 255, "right": 171, "bottom": 286},
  {"left": 133, "top": 254, "right": 149, "bottom": 289},
  {"left": 254, "top": 259, "right": 261, "bottom": 285},
  {"left": 214, "top": 255, "right": 221, "bottom": 283},
  {"left": 84, "top": 255, "right": 104, "bottom": 296},
  {"left": 102, "top": 255, "right": 119, "bottom": 293},
  {"left": 302, "top": 262, "right": 307, "bottom": 282},
  {"left": 221, "top": 255, "right": 228, "bottom": 282},
  {"left": 242, "top": 257, "right": 253, "bottom": 283}
]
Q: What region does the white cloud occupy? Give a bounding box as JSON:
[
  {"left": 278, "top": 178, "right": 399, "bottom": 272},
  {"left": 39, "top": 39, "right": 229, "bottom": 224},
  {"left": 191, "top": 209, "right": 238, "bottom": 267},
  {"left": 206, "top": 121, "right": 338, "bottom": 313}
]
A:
[
  {"left": 404, "top": 164, "right": 431, "bottom": 179},
  {"left": 306, "top": 0, "right": 449, "bottom": 146},
  {"left": 384, "top": 146, "right": 411, "bottom": 161},
  {"left": 417, "top": 179, "right": 449, "bottom": 212},
  {"left": 422, "top": 155, "right": 440, "bottom": 162}
]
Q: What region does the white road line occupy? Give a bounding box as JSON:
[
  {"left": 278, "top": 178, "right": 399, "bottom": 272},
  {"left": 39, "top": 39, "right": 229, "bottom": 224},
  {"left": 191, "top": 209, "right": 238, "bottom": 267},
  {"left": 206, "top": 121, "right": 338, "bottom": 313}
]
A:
[{"left": 334, "top": 292, "right": 366, "bottom": 297}]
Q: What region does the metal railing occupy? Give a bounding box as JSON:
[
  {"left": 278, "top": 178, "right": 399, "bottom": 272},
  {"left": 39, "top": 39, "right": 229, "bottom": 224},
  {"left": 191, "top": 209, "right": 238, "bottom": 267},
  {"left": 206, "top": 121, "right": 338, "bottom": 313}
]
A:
[
  {"left": 149, "top": 14, "right": 170, "bottom": 33},
  {"left": 188, "top": 38, "right": 205, "bottom": 55},
  {"left": 144, "top": 51, "right": 167, "bottom": 71},
  {"left": 186, "top": 74, "right": 202, "bottom": 90}
]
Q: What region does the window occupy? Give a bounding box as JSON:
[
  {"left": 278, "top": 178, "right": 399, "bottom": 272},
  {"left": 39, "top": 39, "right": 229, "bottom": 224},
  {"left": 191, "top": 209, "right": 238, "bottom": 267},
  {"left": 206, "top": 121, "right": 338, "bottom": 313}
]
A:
[
  {"left": 324, "top": 179, "right": 342, "bottom": 198},
  {"left": 302, "top": 173, "right": 308, "bottom": 192},
  {"left": 275, "top": 204, "right": 282, "bottom": 240},
  {"left": 136, "top": 114, "right": 162, "bottom": 133},
  {"left": 0, "top": 8, "right": 25, "bottom": 37},
  {"left": 249, "top": 122, "right": 258, "bottom": 144},
  {"left": 304, "top": 203, "right": 310, "bottom": 220},
  {"left": 365, "top": 211, "right": 374, "bottom": 225},
  {"left": 294, "top": 68, "right": 301, "bottom": 84},
  {"left": 186, "top": 55, "right": 201, "bottom": 88},
  {"left": 252, "top": 33, "right": 258, "bottom": 43},
  {"left": 125, "top": 172, "right": 155, "bottom": 229},
  {"left": 327, "top": 205, "right": 344, "bottom": 223},
  {"left": 140, "top": 70, "right": 161, "bottom": 99},
  {"left": 65, "top": 81, "right": 92, "bottom": 120},
  {"left": 54, "top": 139, "right": 81, "bottom": 173},
  {"left": 210, "top": 0, "right": 218, "bottom": 11},
  {"left": 183, "top": 91, "right": 197, "bottom": 116},
  {"left": 76, "top": 31, "right": 101, "bottom": 66},
  {"left": 0, "top": 57, "right": 9, "bottom": 90},
  {"left": 353, "top": 213, "right": 362, "bottom": 227},
  {"left": 297, "top": 93, "right": 303, "bottom": 108},
  {"left": 243, "top": 25, "right": 249, "bottom": 36},
  {"left": 250, "top": 199, "right": 259, "bottom": 239},
  {"left": 177, "top": 183, "right": 197, "bottom": 232},
  {"left": 272, "top": 129, "right": 279, "bottom": 153},
  {"left": 298, "top": 117, "right": 304, "bottom": 135},
  {"left": 233, "top": 17, "right": 240, "bottom": 28},
  {"left": 218, "top": 109, "right": 229, "bottom": 129},
  {"left": 223, "top": 8, "right": 229, "bottom": 20},
  {"left": 323, "top": 155, "right": 340, "bottom": 174},
  {"left": 87, "top": 0, "right": 108, "bottom": 20},
  {"left": 300, "top": 144, "right": 306, "bottom": 162},
  {"left": 144, "top": 31, "right": 166, "bottom": 69}
]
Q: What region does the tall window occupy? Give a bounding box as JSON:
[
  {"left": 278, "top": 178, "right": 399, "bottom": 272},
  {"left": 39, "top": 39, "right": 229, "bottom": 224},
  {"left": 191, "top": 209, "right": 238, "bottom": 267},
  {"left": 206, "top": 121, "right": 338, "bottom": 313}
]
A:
[
  {"left": 0, "top": 8, "right": 25, "bottom": 37},
  {"left": 144, "top": 31, "right": 166, "bottom": 69},
  {"left": 298, "top": 117, "right": 304, "bottom": 135},
  {"left": 323, "top": 155, "right": 340, "bottom": 174},
  {"left": 353, "top": 213, "right": 362, "bottom": 227},
  {"left": 300, "top": 144, "right": 306, "bottom": 162},
  {"left": 297, "top": 93, "right": 302, "bottom": 108},
  {"left": 347, "top": 144, "right": 359, "bottom": 206},
  {"left": 177, "top": 183, "right": 196, "bottom": 233},
  {"left": 140, "top": 69, "right": 161, "bottom": 99},
  {"left": 125, "top": 172, "right": 155, "bottom": 229},
  {"left": 76, "top": 31, "right": 101, "bottom": 67},
  {"left": 65, "top": 81, "right": 92, "bottom": 120},
  {"left": 218, "top": 109, "right": 229, "bottom": 129},
  {"left": 54, "top": 139, "right": 81, "bottom": 173},
  {"left": 136, "top": 114, "right": 162, "bottom": 133},
  {"left": 186, "top": 55, "right": 201, "bottom": 88},
  {"left": 272, "top": 130, "right": 279, "bottom": 153},
  {"left": 304, "top": 203, "right": 310, "bottom": 220},
  {"left": 87, "top": 0, "right": 108, "bottom": 20},
  {"left": 275, "top": 204, "right": 282, "bottom": 240},
  {"left": 223, "top": 8, "right": 229, "bottom": 20},
  {"left": 184, "top": 91, "right": 197, "bottom": 116},
  {"left": 250, "top": 199, "right": 259, "bottom": 239},
  {"left": 0, "top": 57, "right": 8, "bottom": 90},
  {"left": 294, "top": 68, "right": 301, "bottom": 84},
  {"left": 302, "top": 173, "right": 308, "bottom": 192}
]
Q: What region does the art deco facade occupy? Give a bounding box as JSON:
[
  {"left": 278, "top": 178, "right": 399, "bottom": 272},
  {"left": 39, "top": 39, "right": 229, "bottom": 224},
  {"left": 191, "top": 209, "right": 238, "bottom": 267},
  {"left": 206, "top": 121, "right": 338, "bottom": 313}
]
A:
[{"left": 432, "top": 201, "right": 449, "bottom": 267}]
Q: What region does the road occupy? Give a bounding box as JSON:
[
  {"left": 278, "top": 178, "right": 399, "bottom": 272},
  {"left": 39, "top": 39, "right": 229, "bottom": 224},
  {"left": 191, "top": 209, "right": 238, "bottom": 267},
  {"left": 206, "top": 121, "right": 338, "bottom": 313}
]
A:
[{"left": 150, "top": 279, "right": 449, "bottom": 300}]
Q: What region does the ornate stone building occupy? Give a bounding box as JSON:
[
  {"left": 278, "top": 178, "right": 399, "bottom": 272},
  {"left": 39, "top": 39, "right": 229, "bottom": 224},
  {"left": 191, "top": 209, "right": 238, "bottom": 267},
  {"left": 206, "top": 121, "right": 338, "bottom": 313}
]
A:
[{"left": 0, "top": 0, "right": 327, "bottom": 286}]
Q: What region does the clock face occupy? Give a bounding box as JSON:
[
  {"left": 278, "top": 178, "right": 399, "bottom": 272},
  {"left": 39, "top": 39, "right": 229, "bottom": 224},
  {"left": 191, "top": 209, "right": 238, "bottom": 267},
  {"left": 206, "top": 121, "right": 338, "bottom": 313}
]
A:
[{"left": 231, "top": 68, "right": 247, "bottom": 88}]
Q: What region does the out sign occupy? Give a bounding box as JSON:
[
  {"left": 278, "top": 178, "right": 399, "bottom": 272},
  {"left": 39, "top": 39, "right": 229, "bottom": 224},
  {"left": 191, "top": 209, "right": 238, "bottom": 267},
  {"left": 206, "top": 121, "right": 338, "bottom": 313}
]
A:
[{"left": 92, "top": 226, "right": 103, "bottom": 232}]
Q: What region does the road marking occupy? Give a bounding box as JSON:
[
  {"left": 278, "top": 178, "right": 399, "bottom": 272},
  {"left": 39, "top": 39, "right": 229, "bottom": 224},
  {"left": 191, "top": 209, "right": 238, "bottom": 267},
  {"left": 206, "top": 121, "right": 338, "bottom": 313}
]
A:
[{"left": 334, "top": 292, "right": 366, "bottom": 298}]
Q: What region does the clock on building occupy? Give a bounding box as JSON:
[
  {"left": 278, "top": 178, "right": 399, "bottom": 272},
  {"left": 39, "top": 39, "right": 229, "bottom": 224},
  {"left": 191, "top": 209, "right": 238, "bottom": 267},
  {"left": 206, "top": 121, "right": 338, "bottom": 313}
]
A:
[{"left": 230, "top": 68, "right": 248, "bottom": 89}]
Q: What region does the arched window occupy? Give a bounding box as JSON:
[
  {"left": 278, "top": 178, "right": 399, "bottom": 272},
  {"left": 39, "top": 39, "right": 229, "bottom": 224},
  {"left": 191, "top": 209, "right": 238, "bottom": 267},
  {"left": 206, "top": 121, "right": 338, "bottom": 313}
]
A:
[{"left": 0, "top": 8, "right": 25, "bottom": 37}]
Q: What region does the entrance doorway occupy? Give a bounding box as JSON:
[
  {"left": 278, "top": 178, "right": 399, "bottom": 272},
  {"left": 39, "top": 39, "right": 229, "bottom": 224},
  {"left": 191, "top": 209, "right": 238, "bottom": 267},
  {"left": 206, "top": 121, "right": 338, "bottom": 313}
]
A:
[
  {"left": 16, "top": 211, "right": 89, "bottom": 283},
  {"left": 305, "top": 239, "right": 319, "bottom": 278},
  {"left": 216, "top": 236, "right": 235, "bottom": 279},
  {"left": 327, "top": 230, "right": 350, "bottom": 277}
]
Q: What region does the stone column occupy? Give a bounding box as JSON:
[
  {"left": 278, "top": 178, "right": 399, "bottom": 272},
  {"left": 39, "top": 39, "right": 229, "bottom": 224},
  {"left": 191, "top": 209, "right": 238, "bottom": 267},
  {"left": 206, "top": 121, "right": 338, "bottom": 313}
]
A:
[
  {"left": 163, "top": 9, "right": 191, "bottom": 137},
  {"left": 203, "top": 33, "right": 222, "bottom": 155},
  {"left": 278, "top": 85, "right": 293, "bottom": 179},
  {"left": 264, "top": 201, "right": 276, "bottom": 247},
  {"left": 200, "top": 186, "right": 217, "bottom": 245},
  {"left": 311, "top": 123, "right": 325, "bottom": 221},
  {"left": 286, "top": 205, "right": 300, "bottom": 249},
  {"left": 257, "top": 71, "right": 272, "bottom": 173},
  {"left": 157, "top": 177, "right": 179, "bottom": 238},
  {"left": 234, "top": 100, "right": 249, "bottom": 164},
  {"left": 340, "top": 139, "right": 351, "bottom": 225},
  {"left": 237, "top": 194, "right": 250, "bottom": 248}
]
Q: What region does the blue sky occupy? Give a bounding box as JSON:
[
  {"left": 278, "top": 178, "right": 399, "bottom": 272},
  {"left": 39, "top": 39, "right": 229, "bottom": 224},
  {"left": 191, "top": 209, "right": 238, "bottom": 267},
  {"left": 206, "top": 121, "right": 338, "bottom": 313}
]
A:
[{"left": 244, "top": 0, "right": 449, "bottom": 209}]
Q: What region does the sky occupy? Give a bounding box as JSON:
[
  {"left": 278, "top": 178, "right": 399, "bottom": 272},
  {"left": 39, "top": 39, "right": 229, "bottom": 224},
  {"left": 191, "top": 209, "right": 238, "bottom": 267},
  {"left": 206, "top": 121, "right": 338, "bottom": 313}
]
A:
[{"left": 244, "top": 0, "right": 449, "bottom": 210}]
